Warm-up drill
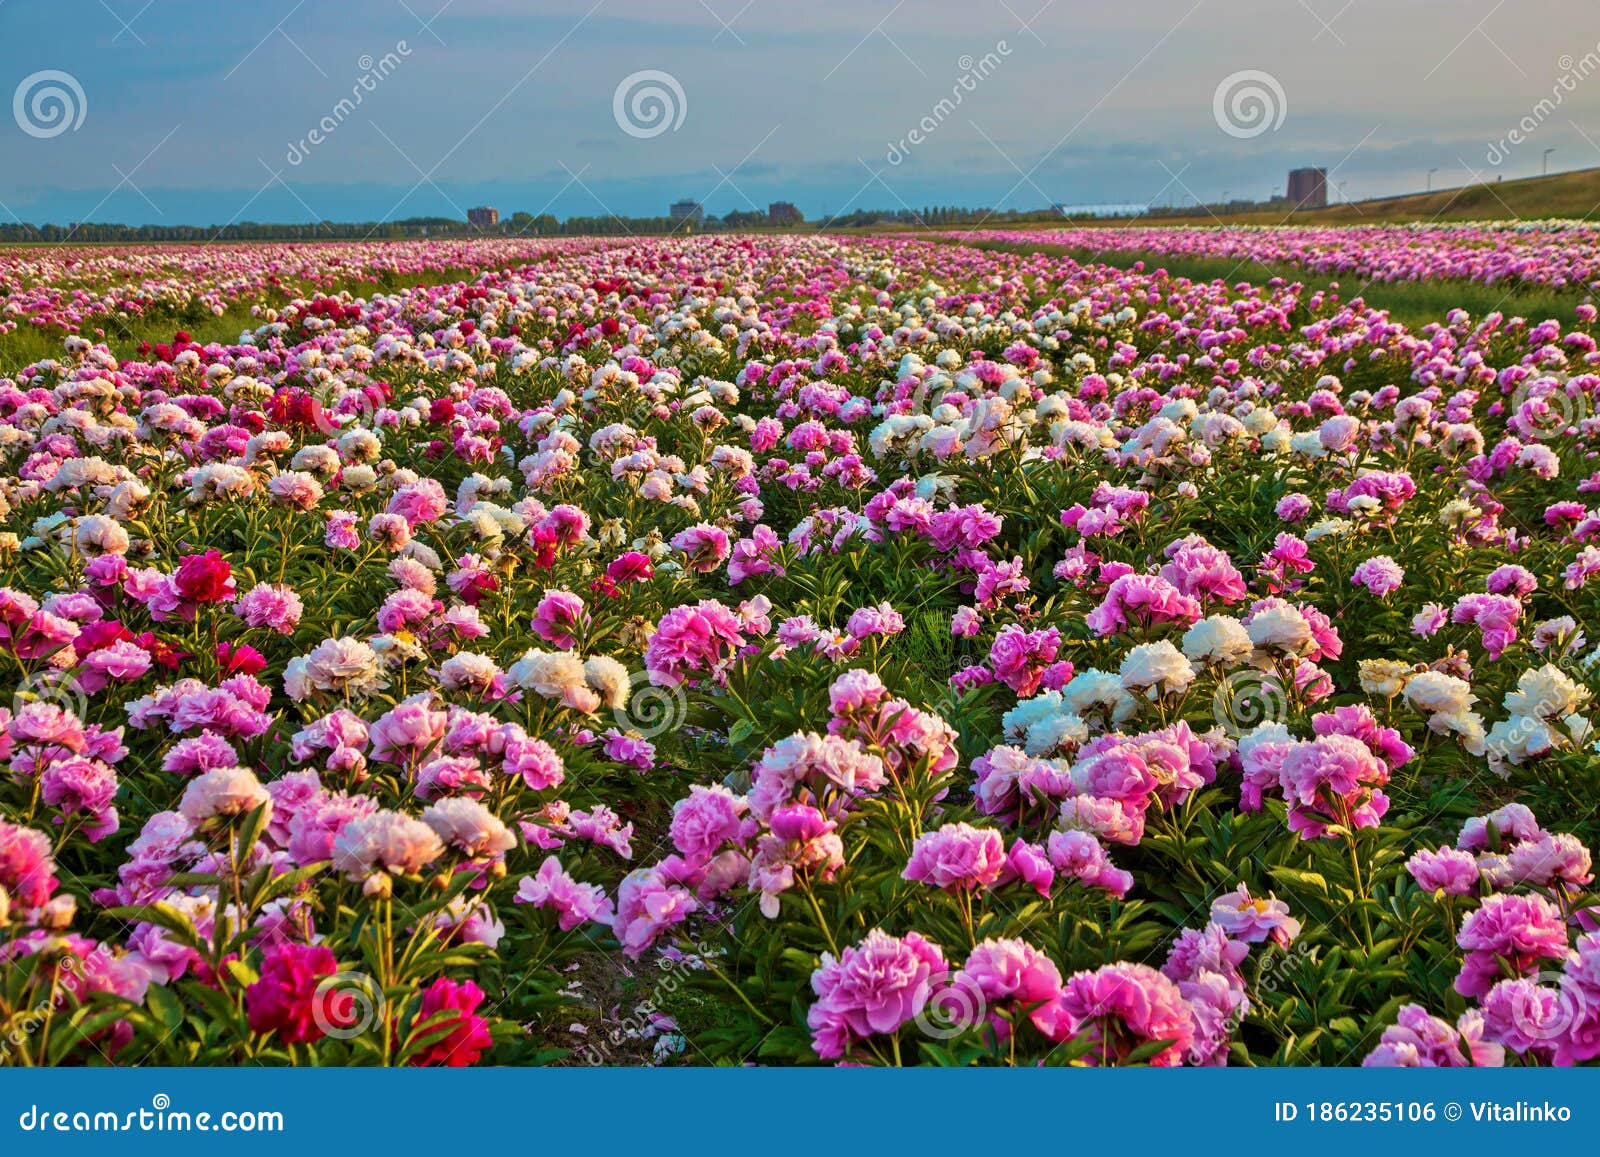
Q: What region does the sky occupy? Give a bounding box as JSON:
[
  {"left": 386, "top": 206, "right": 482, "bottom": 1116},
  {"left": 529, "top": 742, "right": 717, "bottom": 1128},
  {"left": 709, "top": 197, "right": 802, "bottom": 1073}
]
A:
[{"left": 1, "top": 0, "right": 1598, "bottom": 226}]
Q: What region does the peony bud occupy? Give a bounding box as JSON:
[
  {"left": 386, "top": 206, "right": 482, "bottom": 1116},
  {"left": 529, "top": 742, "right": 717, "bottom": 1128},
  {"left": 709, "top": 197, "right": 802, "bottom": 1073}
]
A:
[{"left": 39, "top": 895, "right": 76, "bottom": 931}]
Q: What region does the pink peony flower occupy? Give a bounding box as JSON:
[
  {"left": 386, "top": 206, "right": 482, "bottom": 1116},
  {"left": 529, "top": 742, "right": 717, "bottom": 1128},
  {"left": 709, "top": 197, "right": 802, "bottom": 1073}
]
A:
[
  {"left": 1455, "top": 893, "right": 1569, "bottom": 998},
  {"left": 946, "top": 938, "right": 1065, "bottom": 1039},
  {"left": 0, "top": 820, "right": 58, "bottom": 910},
  {"left": 1210, "top": 884, "right": 1301, "bottom": 946},
  {"left": 1406, "top": 846, "right": 1480, "bottom": 895},
  {"left": 903, "top": 823, "right": 1007, "bottom": 892},
  {"left": 178, "top": 766, "right": 270, "bottom": 823},
  {"left": 1085, "top": 573, "right": 1201, "bottom": 637},
  {"left": 612, "top": 868, "right": 697, "bottom": 958},
  {"left": 514, "top": 856, "right": 613, "bottom": 930},
  {"left": 1350, "top": 555, "right": 1405, "bottom": 597}
]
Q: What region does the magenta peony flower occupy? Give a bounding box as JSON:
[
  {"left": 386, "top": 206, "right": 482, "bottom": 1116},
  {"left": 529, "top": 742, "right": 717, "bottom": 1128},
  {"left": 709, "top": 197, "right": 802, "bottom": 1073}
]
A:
[
  {"left": 1085, "top": 573, "right": 1202, "bottom": 638},
  {"left": 1052, "top": 962, "right": 1195, "bottom": 1066},
  {"left": 528, "top": 588, "right": 588, "bottom": 648},
  {"left": 947, "top": 938, "right": 1064, "bottom": 1039},
  {"left": 1455, "top": 893, "right": 1569, "bottom": 998},
  {"left": 807, "top": 929, "right": 948, "bottom": 1059},
  {"left": 987, "top": 624, "right": 1063, "bottom": 697},
  {"left": 1363, "top": 1003, "right": 1503, "bottom": 1067},
  {"left": 245, "top": 941, "right": 340, "bottom": 1044},
  {"left": 644, "top": 599, "right": 746, "bottom": 686},
  {"left": 670, "top": 784, "right": 754, "bottom": 863}
]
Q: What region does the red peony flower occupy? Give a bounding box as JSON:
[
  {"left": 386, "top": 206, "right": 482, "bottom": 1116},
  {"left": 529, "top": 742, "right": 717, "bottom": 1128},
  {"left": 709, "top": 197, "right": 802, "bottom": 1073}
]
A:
[
  {"left": 407, "top": 978, "right": 493, "bottom": 1066},
  {"left": 217, "top": 642, "right": 267, "bottom": 676},
  {"left": 605, "top": 551, "right": 654, "bottom": 585},
  {"left": 174, "top": 550, "right": 235, "bottom": 603},
  {"left": 134, "top": 632, "right": 190, "bottom": 670}
]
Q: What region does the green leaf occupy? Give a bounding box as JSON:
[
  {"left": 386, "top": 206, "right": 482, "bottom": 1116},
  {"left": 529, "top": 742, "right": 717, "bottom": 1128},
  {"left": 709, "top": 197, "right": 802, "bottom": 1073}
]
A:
[
  {"left": 145, "top": 983, "right": 186, "bottom": 1033},
  {"left": 1268, "top": 866, "right": 1330, "bottom": 895}
]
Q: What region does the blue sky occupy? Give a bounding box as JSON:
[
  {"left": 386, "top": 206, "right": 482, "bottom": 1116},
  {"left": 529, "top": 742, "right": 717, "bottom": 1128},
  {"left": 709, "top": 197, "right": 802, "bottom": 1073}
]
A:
[{"left": 0, "top": 0, "right": 1596, "bottom": 225}]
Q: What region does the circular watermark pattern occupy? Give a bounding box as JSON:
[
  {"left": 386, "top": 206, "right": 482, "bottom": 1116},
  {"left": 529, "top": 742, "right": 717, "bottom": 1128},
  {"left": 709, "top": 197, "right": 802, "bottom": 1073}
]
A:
[
  {"left": 1510, "top": 971, "right": 1589, "bottom": 1045},
  {"left": 13, "top": 669, "right": 89, "bottom": 720},
  {"left": 1211, "top": 669, "right": 1288, "bottom": 736},
  {"left": 1508, "top": 372, "right": 1589, "bottom": 442},
  {"left": 311, "top": 970, "right": 385, "bottom": 1039},
  {"left": 310, "top": 378, "right": 383, "bottom": 437},
  {"left": 13, "top": 70, "right": 87, "bottom": 139},
  {"left": 1212, "top": 70, "right": 1286, "bottom": 140},
  {"left": 612, "top": 70, "right": 687, "bottom": 139},
  {"left": 913, "top": 984, "right": 985, "bottom": 1041},
  {"left": 613, "top": 669, "right": 688, "bottom": 739}
]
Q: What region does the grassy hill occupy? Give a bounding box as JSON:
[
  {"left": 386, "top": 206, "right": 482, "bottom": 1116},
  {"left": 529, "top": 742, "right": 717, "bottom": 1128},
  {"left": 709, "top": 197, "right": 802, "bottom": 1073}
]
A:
[{"left": 989, "top": 167, "right": 1600, "bottom": 229}]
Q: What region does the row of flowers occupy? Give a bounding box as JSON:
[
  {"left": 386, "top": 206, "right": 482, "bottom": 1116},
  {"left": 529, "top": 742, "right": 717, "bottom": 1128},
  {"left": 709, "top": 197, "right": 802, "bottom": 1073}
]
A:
[{"left": 953, "top": 221, "right": 1600, "bottom": 290}]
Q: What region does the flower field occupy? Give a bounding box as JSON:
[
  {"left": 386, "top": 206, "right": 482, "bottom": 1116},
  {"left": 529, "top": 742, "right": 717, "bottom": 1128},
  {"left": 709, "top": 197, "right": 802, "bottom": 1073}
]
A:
[
  {"left": 955, "top": 221, "right": 1600, "bottom": 290},
  {"left": 0, "top": 238, "right": 611, "bottom": 345},
  {"left": 1, "top": 229, "right": 1599, "bottom": 1069}
]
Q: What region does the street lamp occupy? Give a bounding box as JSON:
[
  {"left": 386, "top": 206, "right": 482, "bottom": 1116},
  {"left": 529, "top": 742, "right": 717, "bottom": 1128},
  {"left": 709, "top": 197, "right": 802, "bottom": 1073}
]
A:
[
  {"left": 1427, "top": 167, "right": 1439, "bottom": 192},
  {"left": 1544, "top": 148, "right": 1555, "bottom": 176}
]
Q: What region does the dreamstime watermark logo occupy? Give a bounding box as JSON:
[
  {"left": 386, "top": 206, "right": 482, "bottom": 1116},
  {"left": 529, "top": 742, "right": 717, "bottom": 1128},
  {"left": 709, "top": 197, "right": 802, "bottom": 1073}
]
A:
[
  {"left": 1, "top": 955, "right": 87, "bottom": 1062},
  {"left": 572, "top": 937, "right": 713, "bottom": 1064},
  {"left": 1221, "top": 938, "right": 1315, "bottom": 1034},
  {"left": 913, "top": 983, "right": 985, "bottom": 1041},
  {"left": 1510, "top": 971, "right": 1589, "bottom": 1045},
  {"left": 664, "top": 337, "right": 727, "bottom": 384},
  {"left": 1486, "top": 48, "right": 1600, "bottom": 165},
  {"left": 13, "top": 670, "right": 89, "bottom": 720},
  {"left": 16, "top": 1093, "right": 284, "bottom": 1133},
  {"left": 1211, "top": 669, "right": 1288, "bottom": 737},
  {"left": 612, "top": 70, "right": 687, "bottom": 139},
  {"left": 286, "top": 42, "right": 412, "bottom": 165},
  {"left": 310, "top": 970, "right": 385, "bottom": 1039},
  {"left": 1256, "top": 938, "right": 1314, "bottom": 998},
  {"left": 309, "top": 377, "right": 384, "bottom": 436},
  {"left": 1212, "top": 70, "right": 1287, "bottom": 140},
  {"left": 1507, "top": 372, "right": 1590, "bottom": 441},
  {"left": 13, "top": 70, "right": 87, "bottom": 139},
  {"left": 885, "top": 41, "right": 1012, "bottom": 165},
  {"left": 906, "top": 373, "right": 1002, "bottom": 427},
  {"left": 613, "top": 670, "right": 688, "bottom": 739}
]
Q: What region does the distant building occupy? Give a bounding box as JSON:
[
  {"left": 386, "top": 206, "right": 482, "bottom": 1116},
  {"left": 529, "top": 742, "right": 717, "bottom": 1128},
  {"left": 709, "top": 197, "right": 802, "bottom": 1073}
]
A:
[
  {"left": 467, "top": 206, "right": 500, "bottom": 228},
  {"left": 670, "top": 198, "right": 705, "bottom": 222},
  {"left": 1286, "top": 168, "right": 1327, "bottom": 209},
  {"left": 768, "top": 201, "right": 803, "bottom": 225}
]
